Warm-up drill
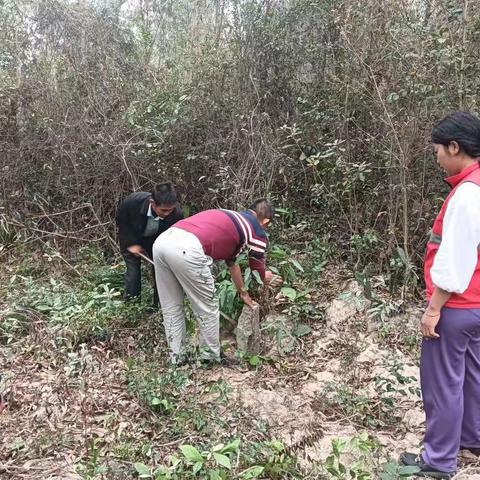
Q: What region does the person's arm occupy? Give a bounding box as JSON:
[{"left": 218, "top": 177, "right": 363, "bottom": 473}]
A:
[
  {"left": 116, "top": 197, "right": 144, "bottom": 252},
  {"left": 421, "top": 287, "right": 451, "bottom": 338},
  {"left": 227, "top": 262, "right": 257, "bottom": 308},
  {"left": 423, "top": 183, "right": 480, "bottom": 338}
]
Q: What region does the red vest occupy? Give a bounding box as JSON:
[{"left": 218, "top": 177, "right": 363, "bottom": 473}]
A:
[{"left": 424, "top": 162, "right": 480, "bottom": 308}]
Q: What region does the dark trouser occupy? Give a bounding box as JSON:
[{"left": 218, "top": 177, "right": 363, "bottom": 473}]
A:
[
  {"left": 121, "top": 240, "right": 158, "bottom": 306},
  {"left": 421, "top": 307, "right": 480, "bottom": 472}
]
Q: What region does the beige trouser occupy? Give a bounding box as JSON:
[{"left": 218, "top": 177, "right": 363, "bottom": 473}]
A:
[{"left": 152, "top": 227, "right": 220, "bottom": 362}]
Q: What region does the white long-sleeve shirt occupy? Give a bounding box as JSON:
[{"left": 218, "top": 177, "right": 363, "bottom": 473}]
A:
[{"left": 431, "top": 182, "right": 480, "bottom": 293}]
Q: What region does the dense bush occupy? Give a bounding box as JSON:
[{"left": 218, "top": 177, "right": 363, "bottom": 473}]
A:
[{"left": 1, "top": 0, "right": 479, "bottom": 291}]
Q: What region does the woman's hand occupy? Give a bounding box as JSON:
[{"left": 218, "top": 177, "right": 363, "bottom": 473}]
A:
[{"left": 421, "top": 308, "right": 441, "bottom": 338}]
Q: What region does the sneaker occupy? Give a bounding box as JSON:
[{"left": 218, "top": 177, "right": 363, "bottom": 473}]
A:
[
  {"left": 399, "top": 452, "right": 455, "bottom": 479},
  {"left": 460, "top": 445, "right": 480, "bottom": 456}
]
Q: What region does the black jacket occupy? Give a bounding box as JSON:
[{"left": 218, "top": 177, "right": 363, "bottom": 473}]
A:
[{"left": 116, "top": 191, "right": 183, "bottom": 251}]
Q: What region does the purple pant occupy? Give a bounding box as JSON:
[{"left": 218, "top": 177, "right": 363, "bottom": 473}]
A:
[{"left": 421, "top": 307, "right": 480, "bottom": 472}]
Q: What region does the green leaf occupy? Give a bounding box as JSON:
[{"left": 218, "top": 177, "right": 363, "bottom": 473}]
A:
[
  {"left": 280, "top": 286, "right": 297, "bottom": 301},
  {"left": 221, "top": 438, "right": 240, "bottom": 453},
  {"left": 248, "top": 355, "right": 262, "bottom": 366},
  {"left": 239, "top": 465, "right": 265, "bottom": 479},
  {"left": 293, "top": 324, "right": 312, "bottom": 337},
  {"left": 151, "top": 397, "right": 161, "bottom": 406},
  {"left": 213, "top": 452, "right": 231, "bottom": 469},
  {"left": 192, "top": 461, "right": 203, "bottom": 474},
  {"left": 134, "top": 462, "right": 151, "bottom": 477},
  {"left": 399, "top": 465, "right": 421, "bottom": 476},
  {"left": 35, "top": 304, "right": 51, "bottom": 312},
  {"left": 381, "top": 461, "right": 398, "bottom": 474},
  {"left": 252, "top": 269, "right": 263, "bottom": 285},
  {"left": 332, "top": 438, "right": 346, "bottom": 457},
  {"left": 209, "top": 470, "right": 222, "bottom": 480},
  {"left": 269, "top": 440, "right": 284, "bottom": 452},
  {"left": 4, "top": 312, "right": 27, "bottom": 322},
  {"left": 290, "top": 259, "right": 304, "bottom": 272},
  {"left": 179, "top": 445, "right": 203, "bottom": 463},
  {"left": 387, "top": 92, "right": 399, "bottom": 103},
  {"left": 153, "top": 465, "right": 170, "bottom": 479}
]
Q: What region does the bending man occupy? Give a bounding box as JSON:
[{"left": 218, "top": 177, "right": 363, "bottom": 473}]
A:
[
  {"left": 153, "top": 199, "right": 276, "bottom": 365},
  {"left": 116, "top": 183, "right": 183, "bottom": 307}
]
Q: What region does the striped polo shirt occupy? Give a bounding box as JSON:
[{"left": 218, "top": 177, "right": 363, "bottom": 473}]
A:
[{"left": 174, "top": 209, "right": 268, "bottom": 279}]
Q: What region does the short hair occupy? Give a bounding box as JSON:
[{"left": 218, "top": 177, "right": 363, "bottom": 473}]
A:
[
  {"left": 151, "top": 182, "right": 178, "bottom": 206},
  {"left": 432, "top": 111, "right": 480, "bottom": 158},
  {"left": 249, "top": 198, "right": 275, "bottom": 221}
]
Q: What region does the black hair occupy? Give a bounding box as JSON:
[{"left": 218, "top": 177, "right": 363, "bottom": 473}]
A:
[
  {"left": 249, "top": 198, "right": 275, "bottom": 220},
  {"left": 151, "top": 182, "right": 178, "bottom": 205},
  {"left": 432, "top": 111, "right": 480, "bottom": 158}
]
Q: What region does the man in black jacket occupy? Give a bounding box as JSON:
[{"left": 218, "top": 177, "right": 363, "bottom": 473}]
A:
[{"left": 116, "top": 183, "right": 183, "bottom": 306}]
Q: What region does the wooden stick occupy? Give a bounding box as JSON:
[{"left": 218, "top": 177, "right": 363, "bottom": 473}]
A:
[{"left": 137, "top": 252, "right": 154, "bottom": 265}]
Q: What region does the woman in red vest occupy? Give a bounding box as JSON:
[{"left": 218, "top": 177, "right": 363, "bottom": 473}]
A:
[{"left": 401, "top": 111, "right": 480, "bottom": 478}]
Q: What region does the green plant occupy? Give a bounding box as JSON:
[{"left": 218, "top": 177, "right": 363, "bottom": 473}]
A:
[
  {"left": 243, "top": 440, "right": 299, "bottom": 479},
  {"left": 305, "top": 236, "right": 335, "bottom": 277},
  {"left": 387, "top": 248, "right": 419, "bottom": 295},
  {"left": 204, "top": 379, "right": 231, "bottom": 404},
  {"left": 380, "top": 462, "right": 421, "bottom": 480},
  {"left": 324, "top": 437, "right": 371, "bottom": 479},
  {"left": 134, "top": 439, "right": 244, "bottom": 479},
  {"left": 125, "top": 361, "right": 190, "bottom": 414},
  {"left": 235, "top": 351, "right": 270, "bottom": 368},
  {"left": 0, "top": 310, "right": 30, "bottom": 344},
  {"left": 368, "top": 299, "right": 403, "bottom": 323},
  {"left": 320, "top": 358, "right": 418, "bottom": 429},
  {"left": 216, "top": 252, "right": 264, "bottom": 325},
  {"left": 323, "top": 433, "right": 420, "bottom": 479},
  {"left": 76, "top": 437, "right": 108, "bottom": 479},
  {"left": 268, "top": 244, "right": 304, "bottom": 286},
  {"left": 132, "top": 438, "right": 302, "bottom": 480},
  {"left": 351, "top": 230, "right": 380, "bottom": 270},
  {"left": 375, "top": 358, "right": 420, "bottom": 400},
  {"left": 0, "top": 214, "right": 18, "bottom": 246},
  {"left": 5, "top": 258, "right": 152, "bottom": 346},
  {"left": 261, "top": 313, "right": 307, "bottom": 356}
]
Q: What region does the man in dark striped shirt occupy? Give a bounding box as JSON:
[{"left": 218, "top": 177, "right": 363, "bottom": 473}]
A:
[{"left": 152, "top": 199, "right": 278, "bottom": 365}]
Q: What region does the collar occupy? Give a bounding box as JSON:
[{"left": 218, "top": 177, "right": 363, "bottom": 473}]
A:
[
  {"left": 147, "top": 204, "right": 160, "bottom": 220},
  {"left": 445, "top": 162, "right": 480, "bottom": 188}
]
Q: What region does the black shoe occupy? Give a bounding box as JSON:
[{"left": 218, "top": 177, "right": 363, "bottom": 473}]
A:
[
  {"left": 219, "top": 353, "right": 240, "bottom": 367},
  {"left": 399, "top": 452, "right": 456, "bottom": 479},
  {"left": 460, "top": 445, "right": 480, "bottom": 456},
  {"left": 144, "top": 304, "right": 159, "bottom": 314},
  {"left": 200, "top": 353, "right": 240, "bottom": 369},
  {"left": 168, "top": 352, "right": 190, "bottom": 368}
]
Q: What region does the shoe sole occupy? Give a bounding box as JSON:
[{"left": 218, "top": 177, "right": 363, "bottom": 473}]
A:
[{"left": 414, "top": 472, "right": 455, "bottom": 479}]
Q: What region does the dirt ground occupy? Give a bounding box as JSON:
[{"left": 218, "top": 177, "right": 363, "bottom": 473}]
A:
[{"left": 1, "top": 279, "right": 480, "bottom": 479}]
